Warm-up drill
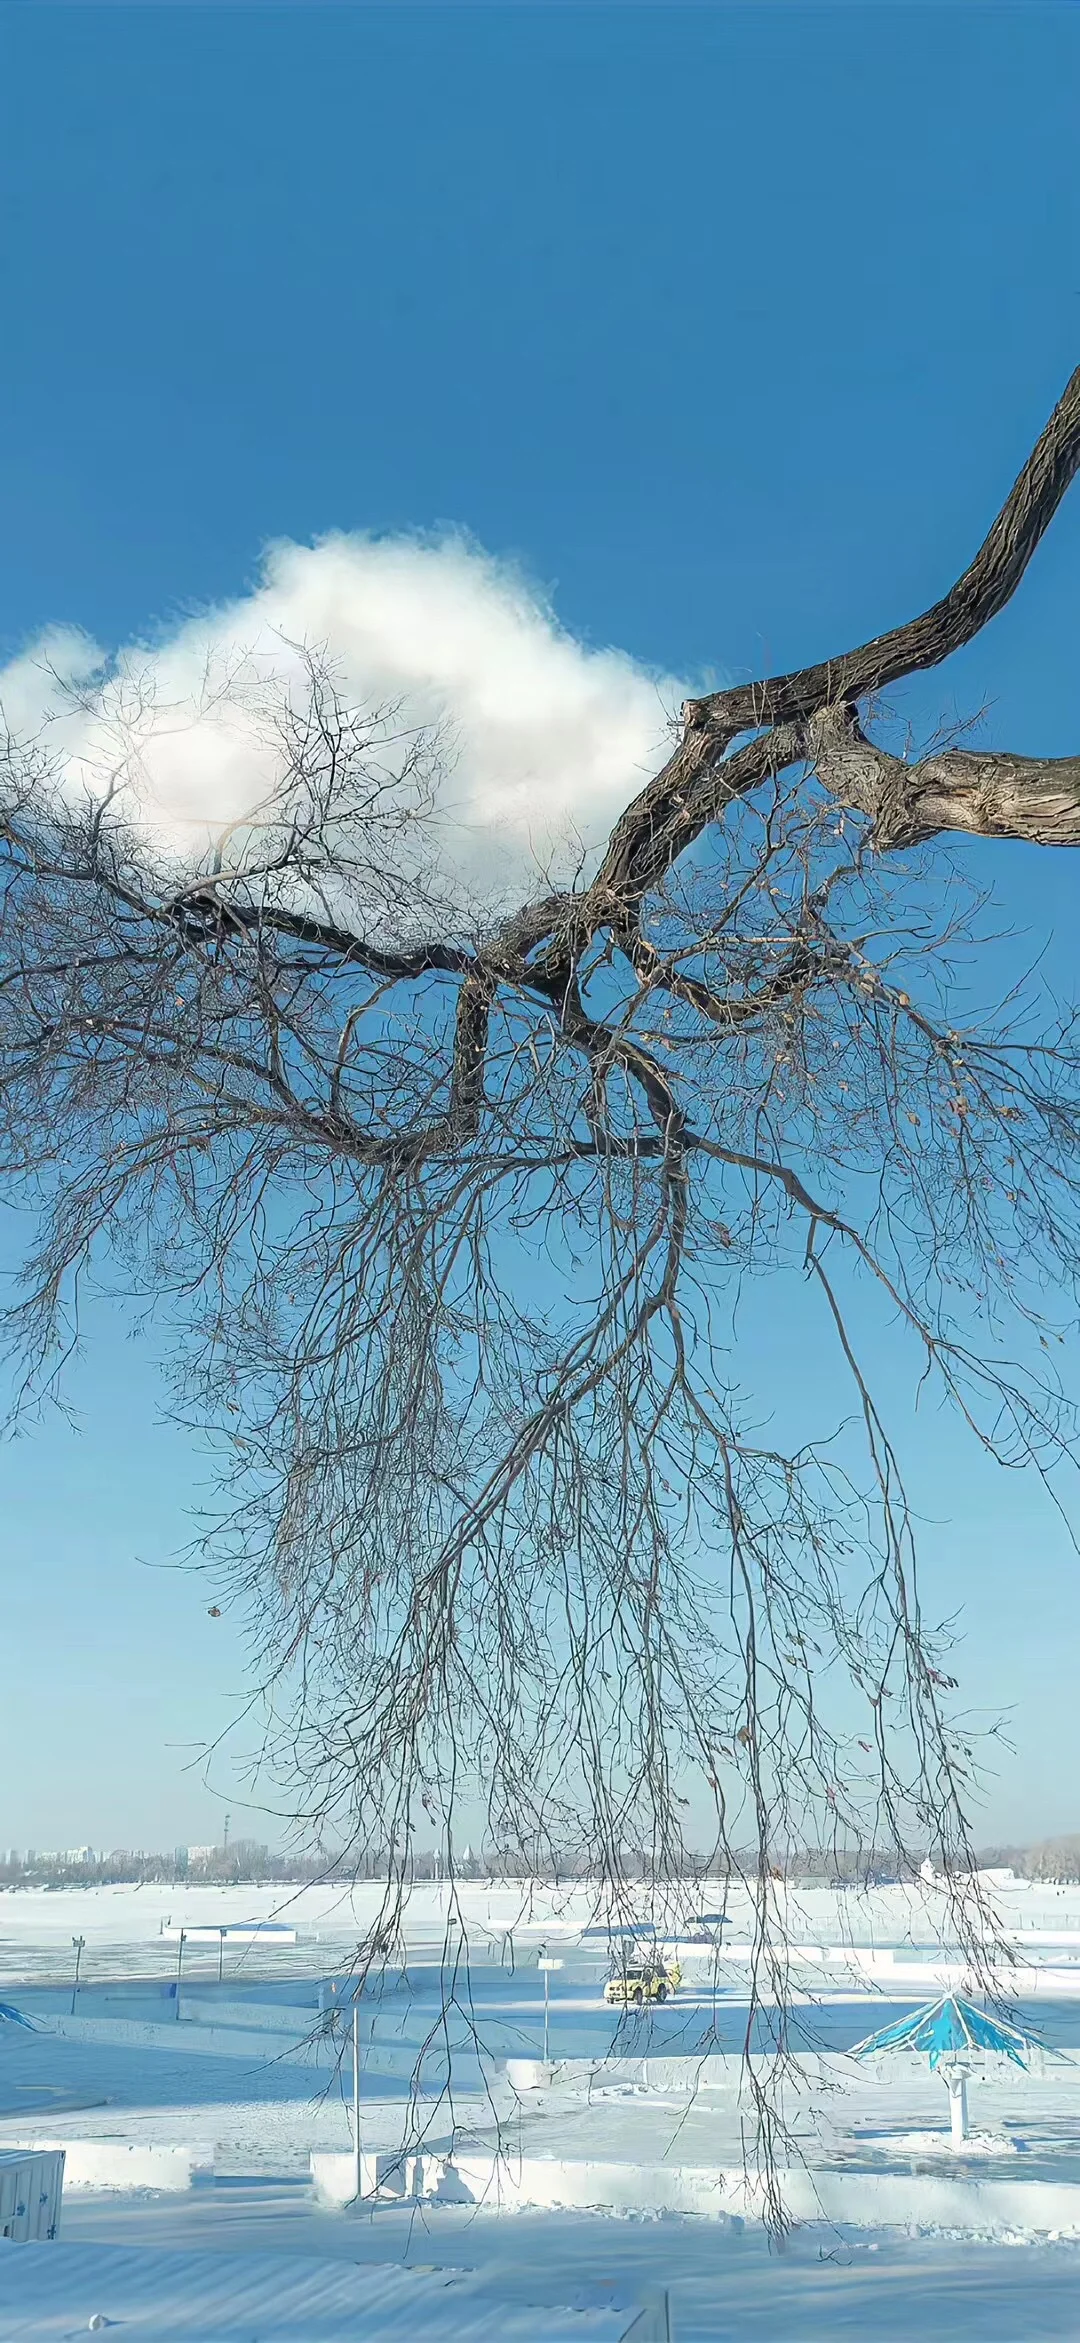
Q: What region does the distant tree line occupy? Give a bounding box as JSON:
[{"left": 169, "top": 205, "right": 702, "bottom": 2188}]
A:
[
  {"left": 5, "top": 1835, "right": 1074, "bottom": 1891},
  {"left": 976, "top": 1838, "right": 1080, "bottom": 1885},
  {"left": 0, "top": 1840, "right": 944, "bottom": 1890},
  {"left": 0, "top": 1843, "right": 348, "bottom": 1888}
]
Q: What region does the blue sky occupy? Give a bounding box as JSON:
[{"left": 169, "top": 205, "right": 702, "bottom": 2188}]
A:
[{"left": 2, "top": 2, "right": 1080, "bottom": 1850}]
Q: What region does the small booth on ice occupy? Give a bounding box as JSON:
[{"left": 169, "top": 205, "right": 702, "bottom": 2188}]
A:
[{"left": 0, "top": 2150, "right": 64, "bottom": 2242}]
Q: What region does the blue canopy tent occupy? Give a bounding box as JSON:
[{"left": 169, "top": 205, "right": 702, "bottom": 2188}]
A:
[{"left": 852, "top": 1993, "right": 1040, "bottom": 2144}]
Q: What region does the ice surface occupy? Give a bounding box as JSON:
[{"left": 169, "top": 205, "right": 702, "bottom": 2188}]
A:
[{"left": 6, "top": 1880, "right": 1080, "bottom": 2337}]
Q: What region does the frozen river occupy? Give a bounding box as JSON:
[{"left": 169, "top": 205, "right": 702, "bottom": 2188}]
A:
[{"left": 12, "top": 1965, "right": 1080, "bottom": 2061}]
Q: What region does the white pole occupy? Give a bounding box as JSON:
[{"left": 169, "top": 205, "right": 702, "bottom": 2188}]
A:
[
  {"left": 947, "top": 2070, "right": 968, "bottom": 2147},
  {"left": 352, "top": 1998, "right": 361, "bottom": 2198},
  {"left": 537, "top": 1956, "right": 562, "bottom": 2067}
]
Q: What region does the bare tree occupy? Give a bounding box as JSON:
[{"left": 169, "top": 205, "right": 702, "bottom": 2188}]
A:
[{"left": 3, "top": 368, "right": 1080, "bottom": 2161}]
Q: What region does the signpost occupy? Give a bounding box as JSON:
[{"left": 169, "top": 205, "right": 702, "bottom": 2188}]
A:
[
  {"left": 70, "top": 1937, "right": 85, "bottom": 2016},
  {"left": 537, "top": 1955, "right": 563, "bottom": 2066},
  {"left": 352, "top": 1998, "right": 361, "bottom": 2200}
]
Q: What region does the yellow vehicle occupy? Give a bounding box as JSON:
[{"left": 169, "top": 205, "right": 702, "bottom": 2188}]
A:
[{"left": 603, "top": 1953, "right": 682, "bottom": 2009}]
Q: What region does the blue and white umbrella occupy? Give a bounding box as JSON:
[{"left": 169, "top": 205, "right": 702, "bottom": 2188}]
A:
[
  {"left": 853, "top": 1993, "right": 1037, "bottom": 2069},
  {"left": 853, "top": 1993, "right": 1041, "bottom": 2144}
]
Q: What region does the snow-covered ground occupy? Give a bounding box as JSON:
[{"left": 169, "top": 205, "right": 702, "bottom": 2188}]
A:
[
  {"left": 48, "top": 2180, "right": 1080, "bottom": 2342},
  {"left": 6, "top": 1880, "right": 1080, "bottom": 2336}
]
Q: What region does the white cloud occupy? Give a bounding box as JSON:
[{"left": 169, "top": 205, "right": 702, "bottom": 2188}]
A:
[{"left": 0, "top": 534, "right": 686, "bottom": 931}]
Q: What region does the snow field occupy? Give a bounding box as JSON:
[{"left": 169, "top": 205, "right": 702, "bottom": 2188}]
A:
[{"left": 8, "top": 1881, "right": 1080, "bottom": 2334}]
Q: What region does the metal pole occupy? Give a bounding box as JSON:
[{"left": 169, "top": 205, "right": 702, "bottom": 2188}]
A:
[
  {"left": 176, "top": 1929, "right": 185, "bottom": 2019},
  {"left": 352, "top": 1997, "right": 361, "bottom": 2199},
  {"left": 537, "top": 1955, "right": 562, "bottom": 2064},
  {"left": 70, "top": 1936, "right": 85, "bottom": 2016},
  {"left": 218, "top": 1929, "right": 225, "bottom": 1986}
]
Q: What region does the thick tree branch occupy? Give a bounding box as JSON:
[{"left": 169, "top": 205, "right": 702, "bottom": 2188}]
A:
[
  {"left": 592, "top": 724, "right": 805, "bottom": 907},
  {"left": 586, "top": 364, "right": 1080, "bottom": 903},
  {"left": 176, "top": 888, "right": 476, "bottom": 978},
  {"left": 174, "top": 361, "right": 1080, "bottom": 989},
  {"left": 684, "top": 361, "right": 1080, "bottom": 733},
  {"left": 626, "top": 933, "right": 831, "bottom": 1029},
  {"left": 808, "top": 702, "right": 1080, "bottom": 849}
]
